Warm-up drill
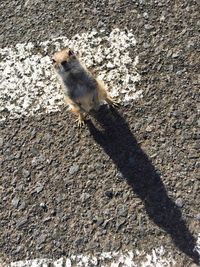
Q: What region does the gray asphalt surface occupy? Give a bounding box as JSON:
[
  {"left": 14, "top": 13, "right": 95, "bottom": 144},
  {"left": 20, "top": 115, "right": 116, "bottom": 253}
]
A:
[{"left": 0, "top": 0, "right": 200, "bottom": 266}]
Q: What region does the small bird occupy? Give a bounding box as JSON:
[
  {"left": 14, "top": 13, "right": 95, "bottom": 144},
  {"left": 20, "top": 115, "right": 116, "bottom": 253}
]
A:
[{"left": 52, "top": 48, "right": 118, "bottom": 127}]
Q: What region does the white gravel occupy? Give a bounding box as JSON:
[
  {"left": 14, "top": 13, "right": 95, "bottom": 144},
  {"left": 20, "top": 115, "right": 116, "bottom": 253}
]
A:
[{"left": 0, "top": 28, "right": 141, "bottom": 122}]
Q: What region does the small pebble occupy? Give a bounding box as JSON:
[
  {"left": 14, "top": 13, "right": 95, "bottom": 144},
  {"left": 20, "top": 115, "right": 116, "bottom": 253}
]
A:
[
  {"left": 36, "top": 234, "right": 47, "bottom": 246},
  {"left": 69, "top": 164, "right": 79, "bottom": 175},
  {"left": 105, "top": 190, "right": 113, "bottom": 198},
  {"left": 12, "top": 197, "right": 20, "bottom": 208},
  {"left": 16, "top": 217, "right": 28, "bottom": 229},
  {"left": 0, "top": 137, "right": 3, "bottom": 148},
  {"left": 117, "top": 205, "right": 128, "bottom": 217},
  {"left": 175, "top": 198, "right": 184, "bottom": 208},
  {"left": 196, "top": 214, "right": 200, "bottom": 221},
  {"left": 22, "top": 168, "right": 30, "bottom": 178}
]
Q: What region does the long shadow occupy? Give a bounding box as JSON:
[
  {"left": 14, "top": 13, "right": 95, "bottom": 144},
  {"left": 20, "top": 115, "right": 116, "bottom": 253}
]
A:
[{"left": 87, "top": 106, "right": 199, "bottom": 264}]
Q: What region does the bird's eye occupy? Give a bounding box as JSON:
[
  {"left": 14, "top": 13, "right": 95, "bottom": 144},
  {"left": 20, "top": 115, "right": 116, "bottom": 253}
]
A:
[{"left": 52, "top": 58, "right": 56, "bottom": 64}]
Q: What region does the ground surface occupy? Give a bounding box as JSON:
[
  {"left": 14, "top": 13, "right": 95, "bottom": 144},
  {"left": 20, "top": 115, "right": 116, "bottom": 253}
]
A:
[{"left": 0, "top": 0, "right": 200, "bottom": 266}]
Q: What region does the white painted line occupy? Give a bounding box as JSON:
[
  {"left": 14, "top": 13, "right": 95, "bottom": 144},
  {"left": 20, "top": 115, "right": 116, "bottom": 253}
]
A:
[
  {"left": 6, "top": 234, "right": 200, "bottom": 266},
  {"left": 195, "top": 233, "right": 200, "bottom": 264},
  {"left": 0, "top": 29, "right": 141, "bottom": 122},
  {"left": 9, "top": 247, "right": 176, "bottom": 267}
]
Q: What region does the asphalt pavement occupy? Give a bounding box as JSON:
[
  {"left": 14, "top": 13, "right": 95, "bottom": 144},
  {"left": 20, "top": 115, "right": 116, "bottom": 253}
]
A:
[{"left": 0, "top": 0, "right": 199, "bottom": 266}]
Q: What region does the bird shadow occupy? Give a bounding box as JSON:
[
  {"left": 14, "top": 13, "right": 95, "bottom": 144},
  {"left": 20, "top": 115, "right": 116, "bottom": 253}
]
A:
[{"left": 86, "top": 105, "right": 199, "bottom": 265}]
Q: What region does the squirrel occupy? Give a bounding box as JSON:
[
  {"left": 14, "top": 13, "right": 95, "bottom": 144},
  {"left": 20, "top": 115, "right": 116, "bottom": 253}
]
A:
[{"left": 52, "top": 48, "right": 118, "bottom": 127}]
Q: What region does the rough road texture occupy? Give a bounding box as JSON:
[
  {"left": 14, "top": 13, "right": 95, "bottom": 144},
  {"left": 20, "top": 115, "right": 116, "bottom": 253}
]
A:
[{"left": 0, "top": 0, "right": 200, "bottom": 266}]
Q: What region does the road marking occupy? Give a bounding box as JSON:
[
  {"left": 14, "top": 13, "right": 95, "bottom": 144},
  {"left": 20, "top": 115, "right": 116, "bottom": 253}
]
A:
[
  {"left": 9, "top": 247, "right": 176, "bottom": 267},
  {"left": 0, "top": 29, "right": 141, "bottom": 122},
  {"left": 7, "top": 234, "right": 200, "bottom": 266}
]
